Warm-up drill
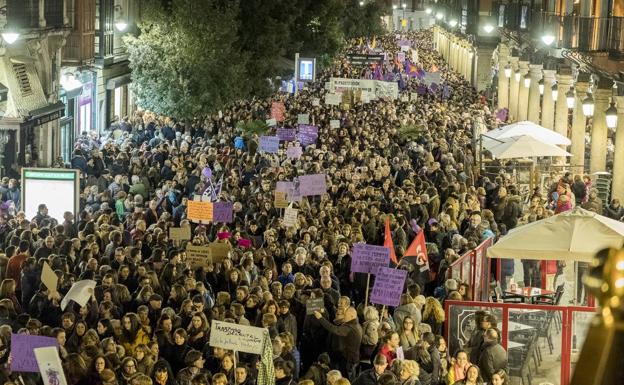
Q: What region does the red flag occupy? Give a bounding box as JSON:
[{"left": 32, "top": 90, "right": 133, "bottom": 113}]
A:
[
  {"left": 384, "top": 217, "right": 398, "bottom": 264},
  {"left": 404, "top": 231, "right": 429, "bottom": 270}
]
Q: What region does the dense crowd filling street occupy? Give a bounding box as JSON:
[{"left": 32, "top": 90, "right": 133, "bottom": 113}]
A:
[{"left": 0, "top": 29, "right": 597, "bottom": 385}]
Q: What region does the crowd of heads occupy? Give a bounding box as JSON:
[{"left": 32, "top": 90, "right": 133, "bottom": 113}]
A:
[{"left": 0, "top": 28, "right": 567, "bottom": 385}]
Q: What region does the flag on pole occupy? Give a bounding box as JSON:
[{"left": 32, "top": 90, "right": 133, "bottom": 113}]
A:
[
  {"left": 384, "top": 217, "right": 398, "bottom": 264},
  {"left": 404, "top": 230, "right": 430, "bottom": 271},
  {"left": 371, "top": 36, "right": 377, "bottom": 49}
]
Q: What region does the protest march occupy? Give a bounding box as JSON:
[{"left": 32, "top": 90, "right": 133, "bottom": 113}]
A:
[{"left": 0, "top": 29, "right": 525, "bottom": 385}]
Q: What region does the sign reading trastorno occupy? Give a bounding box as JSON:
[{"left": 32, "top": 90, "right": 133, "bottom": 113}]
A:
[{"left": 209, "top": 320, "right": 266, "bottom": 354}]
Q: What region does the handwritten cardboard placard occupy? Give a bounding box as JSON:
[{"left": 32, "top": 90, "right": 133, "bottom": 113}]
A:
[
  {"left": 312, "top": 98, "right": 320, "bottom": 106},
  {"left": 266, "top": 118, "right": 277, "bottom": 126},
  {"left": 370, "top": 267, "right": 408, "bottom": 307},
  {"left": 397, "top": 52, "right": 406, "bottom": 62},
  {"left": 330, "top": 120, "right": 341, "bottom": 129},
  {"left": 274, "top": 191, "right": 289, "bottom": 209},
  {"left": 10, "top": 333, "right": 59, "bottom": 372},
  {"left": 350, "top": 243, "right": 390, "bottom": 274},
  {"left": 34, "top": 346, "right": 68, "bottom": 385},
  {"left": 298, "top": 173, "right": 327, "bottom": 196},
  {"left": 169, "top": 226, "right": 192, "bottom": 241},
  {"left": 277, "top": 127, "right": 297, "bottom": 141},
  {"left": 41, "top": 261, "right": 58, "bottom": 293},
  {"left": 213, "top": 201, "right": 233, "bottom": 223},
  {"left": 271, "top": 102, "right": 286, "bottom": 122},
  {"left": 209, "top": 242, "right": 232, "bottom": 261},
  {"left": 259, "top": 136, "right": 280, "bottom": 153},
  {"left": 185, "top": 245, "right": 212, "bottom": 268},
  {"left": 306, "top": 297, "right": 325, "bottom": 315},
  {"left": 210, "top": 320, "right": 267, "bottom": 354},
  {"left": 286, "top": 145, "right": 303, "bottom": 159},
  {"left": 297, "top": 114, "right": 310, "bottom": 125},
  {"left": 187, "top": 200, "right": 213, "bottom": 222},
  {"left": 283, "top": 207, "right": 298, "bottom": 228},
  {"left": 61, "top": 280, "right": 96, "bottom": 310}
]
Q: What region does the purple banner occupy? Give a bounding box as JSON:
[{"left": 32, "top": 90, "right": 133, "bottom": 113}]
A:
[
  {"left": 297, "top": 124, "right": 318, "bottom": 146},
  {"left": 350, "top": 243, "right": 390, "bottom": 274},
  {"left": 370, "top": 267, "right": 408, "bottom": 307},
  {"left": 298, "top": 173, "right": 327, "bottom": 196},
  {"left": 11, "top": 333, "right": 59, "bottom": 372},
  {"left": 277, "top": 127, "right": 297, "bottom": 141},
  {"left": 259, "top": 136, "right": 280, "bottom": 153},
  {"left": 213, "top": 201, "right": 233, "bottom": 223}
]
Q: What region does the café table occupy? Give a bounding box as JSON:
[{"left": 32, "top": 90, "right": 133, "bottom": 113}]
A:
[{"left": 504, "top": 286, "right": 555, "bottom": 304}]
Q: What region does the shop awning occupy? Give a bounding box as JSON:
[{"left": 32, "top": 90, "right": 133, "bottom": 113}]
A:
[
  {"left": 21, "top": 101, "right": 65, "bottom": 129},
  {"left": 106, "top": 73, "right": 132, "bottom": 90}
]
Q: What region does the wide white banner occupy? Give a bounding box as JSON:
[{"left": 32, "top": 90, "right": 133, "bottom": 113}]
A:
[
  {"left": 209, "top": 320, "right": 266, "bottom": 354},
  {"left": 329, "top": 78, "right": 399, "bottom": 100}
]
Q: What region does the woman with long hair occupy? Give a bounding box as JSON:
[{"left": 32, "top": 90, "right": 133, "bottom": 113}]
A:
[
  {"left": 408, "top": 342, "right": 432, "bottom": 385},
  {"left": 0, "top": 279, "right": 21, "bottom": 314},
  {"left": 452, "top": 365, "right": 482, "bottom": 385},
  {"left": 120, "top": 313, "right": 150, "bottom": 356},
  {"left": 187, "top": 311, "right": 210, "bottom": 351},
  {"left": 490, "top": 370, "right": 508, "bottom": 385},
  {"left": 219, "top": 352, "right": 236, "bottom": 383},
  {"left": 66, "top": 320, "right": 88, "bottom": 353},
  {"left": 446, "top": 350, "right": 470, "bottom": 385},
  {"left": 64, "top": 353, "right": 89, "bottom": 385},
  {"left": 392, "top": 359, "right": 421, "bottom": 385},
  {"left": 134, "top": 344, "right": 155, "bottom": 376},
  {"left": 398, "top": 316, "right": 419, "bottom": 350},
  {"left": 422, "top": 297, "right": 445, "bottom": 335}
]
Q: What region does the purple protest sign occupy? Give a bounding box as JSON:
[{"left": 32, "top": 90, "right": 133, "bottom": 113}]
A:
[
  {"left": 370, "top": 267, "right": 408, "bottom": 307},
  {"left": 276, "top": 181, "right": 302, "bottom": 202},
  {"left": 277, "top": 127, "right": 297, "bottom": 141},
  {"left": 297, "top": 125, "right": 318, "bottom": 146},
  {"left": 287, "top": 145, "right": 303, "bottom": 159},
  {"left": 276, "top": 181, "right": 293, "bottom": 194},
  {"left": 259, "top": 136, "right": 280, "bottom": 153},
  {"left": 496, "top": 108, "right": 509, "bottom": 122},
  {"left": 350, "top": 243, "right": 390, "bottom": 274},
  {"left": 298, "top": 174, "right": 327, "bottom": 196},
  {"left": 11, "top": 333, "right": 59, "bottom": 372},
  {"left": 213, "top": 201, "right": 233, "bottom": 223}
]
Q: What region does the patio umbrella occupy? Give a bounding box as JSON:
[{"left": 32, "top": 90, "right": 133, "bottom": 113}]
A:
[
  {"left": 483, "top": 135, "right": 572, "bottom": 159},
  {"left": 487, "top": 207, "right": 624, "bottom": 262},
  {"left": 483, "top": 120, "right": 571, "bottom": 146}
]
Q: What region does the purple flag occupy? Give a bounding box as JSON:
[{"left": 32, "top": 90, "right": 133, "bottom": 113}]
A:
[
  {"left": 370, "top": 267, "right": 408, "bottom": 307},
  {"left": 213, "top": 201, "right": 233, "bottom": 223}
]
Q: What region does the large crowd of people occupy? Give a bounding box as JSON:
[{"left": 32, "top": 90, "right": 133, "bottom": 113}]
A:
[{"left": 0, "top": 28, "right": 604, "bottom": 385}]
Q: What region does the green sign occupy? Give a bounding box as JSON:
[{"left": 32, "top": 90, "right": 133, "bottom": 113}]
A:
[{"left": 24, "top": 171, "right": 76, "bottom": 180}]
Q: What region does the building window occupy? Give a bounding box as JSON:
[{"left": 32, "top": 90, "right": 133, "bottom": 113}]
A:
[
  {"left": 520, "top": 5, "right": 529, "bottom": 29},
  {"left": 114, "top": 86, "right": 122, "bottom": 120},
  {"left": 498, "top": 4, "right": 506, "bottom": 27},
  {"left": 95, "top": 0, "right": 114, "bottom": 58},
  {"left": 12, "top": 63, "right": 33, "bottom": 96},
  {"left": 80, "top": 103, "right": 92, "bottom": 132}
]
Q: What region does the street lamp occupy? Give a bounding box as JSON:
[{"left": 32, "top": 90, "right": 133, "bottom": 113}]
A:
[
  {"left": 436, "top": 12, "right": 443, "bottom": 20},
  {"left": 402, "top": 3, "right": 407, "bottom": 9},
  {"left": 115, "top": 20, "right": 128, "bottom": 31},
  {"left": 606, "top": 100, "right": 618, "bottom": 129},
  {"left": 523, "top": 73, "right": 531, "bottom": 88},
  {"left": 566, "top": 89, "right": 576, "bottom": 109},
  {"left": 483, "top": 24, "right": 494, "bottom": 33},
  {"left": 551, "top": 83, "right": 558, "bottom": 102},
  {"left": 541, "top": 34, "right": 555, "bottom": 46},
  {"left": 582, "top": 93, "right": 595, "bottom": 117},
  {"left": 1, "top": 31, "right": 19, "bottom": 44},
  {"left": 514, "top": 70, "right": 521, "bottom": 82},
  {"left": 539, "top": 78, "right": 545, "bottom": 95},
  {"left": 393, "top": 4, "right": 398, "bottom": 10},
  {"left": 504, "top": 64, "right": 512, "bottom": 78},
  {"left": 359, "top": 1, "right": 364, "bottom": 6},
  {"left": 425, "top": 7, "right": 432, "bottom": 14},
  {"left": 449, "top": 19, "right": 458, "bottom": 28}
]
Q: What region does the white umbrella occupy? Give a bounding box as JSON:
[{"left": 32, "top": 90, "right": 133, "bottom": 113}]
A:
[
  {"left": 487, "top": 207, "right": 624, "bottom": 262},
  {"left": 484, "top": 135, "right": 571, "bottom": 159},
  {"left": 483, "top": 121, "right": 571, "bottom": 146}
]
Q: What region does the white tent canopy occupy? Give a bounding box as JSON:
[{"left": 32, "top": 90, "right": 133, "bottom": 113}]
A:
[
  {"left": 487, "top": 207, "right": 624, "bottom": 262},
  {"left": 482, "top": 121, "right": 572, "bottom": 146},
  {"left": 483, "top": 135, "right": 572, "bottom": 159}
]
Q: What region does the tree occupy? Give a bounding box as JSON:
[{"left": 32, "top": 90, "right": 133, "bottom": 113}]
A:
[
  {"left": 124, "top": 0, "right": 248, "bottom": 119},
  {"left": 341, "top": 0, "right": 385, "bottom": 40}
]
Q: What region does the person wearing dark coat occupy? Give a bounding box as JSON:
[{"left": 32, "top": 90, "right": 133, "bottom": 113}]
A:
[
  {"left": 301, "top": 353, "right": 331, "bottom": 385},
  {"left": 353, "top": 354, "right": 390, "bottom": 385},
  {"left": 314, "top": 306, "right": 363, "bottom": 379},
  {"left": 477, "top": 329, "right": 508, "bottom": 383},
  {"left": 605, "top": 198, "right": 624, "bottom": 220}
]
